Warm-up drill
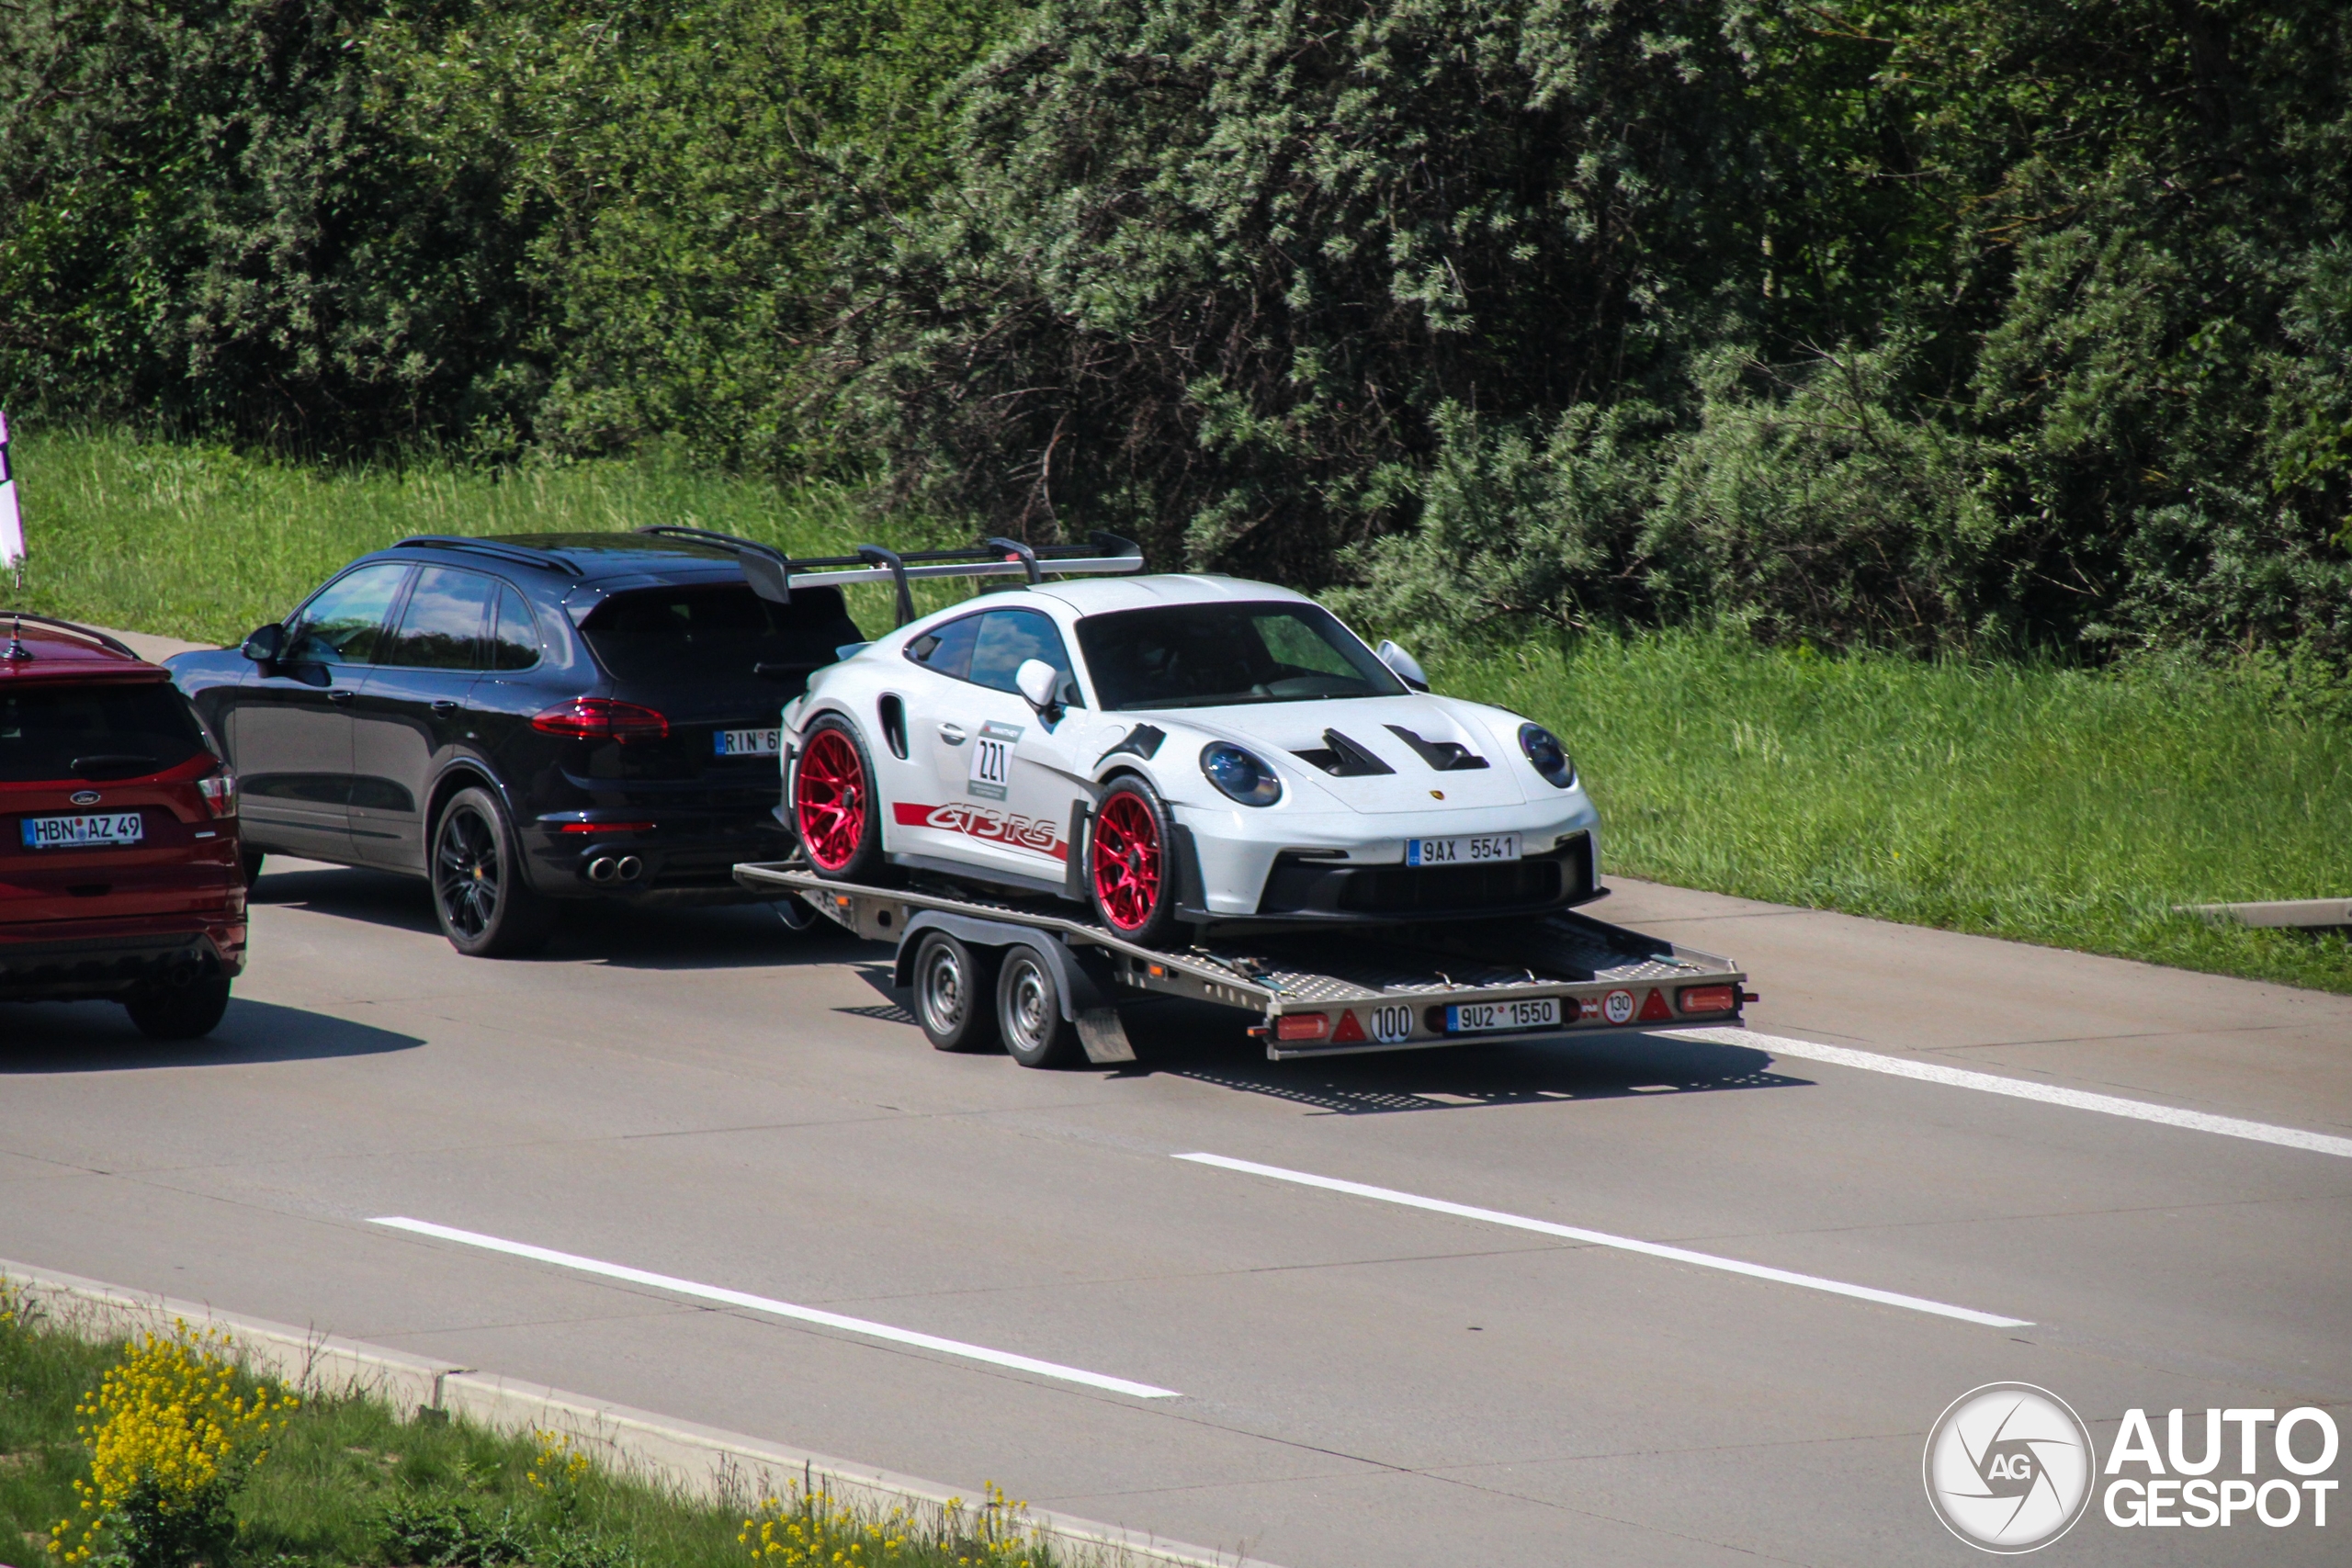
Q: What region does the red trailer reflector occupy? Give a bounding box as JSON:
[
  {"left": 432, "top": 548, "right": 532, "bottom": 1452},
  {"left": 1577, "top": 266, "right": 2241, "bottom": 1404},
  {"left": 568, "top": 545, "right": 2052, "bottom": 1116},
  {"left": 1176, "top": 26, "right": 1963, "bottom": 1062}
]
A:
[
  {"left": 1636, "top": 987, "right": 1675, "bottom": 1022},
  {"left": 1275, "top": 1013, "right": 1330, "bottom": 1042},
  {"left": 1677, "top": 985, "right": 1739, "bottom": 1015},
  {"left": 1331, "top": 1009, "right": 1367, "bottom": 1043}
]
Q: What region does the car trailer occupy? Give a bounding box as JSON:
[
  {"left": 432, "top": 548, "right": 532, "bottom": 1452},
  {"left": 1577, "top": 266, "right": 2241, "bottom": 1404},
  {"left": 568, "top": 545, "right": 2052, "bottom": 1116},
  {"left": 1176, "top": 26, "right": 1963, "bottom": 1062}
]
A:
[{"left": 733, "top": 863, "right": 1755, "bottom": 1067}]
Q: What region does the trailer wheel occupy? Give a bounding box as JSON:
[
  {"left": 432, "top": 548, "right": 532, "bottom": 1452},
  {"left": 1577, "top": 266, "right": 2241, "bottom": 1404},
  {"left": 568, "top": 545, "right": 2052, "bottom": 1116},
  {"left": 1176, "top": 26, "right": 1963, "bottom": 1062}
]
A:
[
  {"left": 912, "top": 931, "right": 1001, "bottom": 1053},
  {"left": 795, "top": 715, "right": 888, "bottom": 882},
  {"left": 997, "top": 945, "right": 1082, "bottom": 1068},
  {"left": 1088, "top": 776, "right": 1180, "bottom": 947}
]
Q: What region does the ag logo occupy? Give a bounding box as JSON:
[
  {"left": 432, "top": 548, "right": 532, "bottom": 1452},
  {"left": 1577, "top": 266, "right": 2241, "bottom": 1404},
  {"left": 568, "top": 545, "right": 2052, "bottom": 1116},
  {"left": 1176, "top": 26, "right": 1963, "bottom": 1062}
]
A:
[{"left": 1924, "top": 1382, "right": 2095, "bottom": 1552}]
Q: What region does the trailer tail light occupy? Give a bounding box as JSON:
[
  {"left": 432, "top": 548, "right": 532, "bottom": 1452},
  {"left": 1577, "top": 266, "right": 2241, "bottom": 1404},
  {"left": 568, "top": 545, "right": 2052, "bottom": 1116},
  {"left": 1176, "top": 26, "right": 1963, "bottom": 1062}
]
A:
[
  {"left": 1678, "top": 985, "right": 1739, "bottom": 1015},
  {"left": 1275, "top": 1013, "right": 1330, "bottom": 1042},
  {"left": 196, "top": 768, "right": 238, "bottom": 818},
  {"left": 531, "top": 697, "right": 671, "bottom": 742}
]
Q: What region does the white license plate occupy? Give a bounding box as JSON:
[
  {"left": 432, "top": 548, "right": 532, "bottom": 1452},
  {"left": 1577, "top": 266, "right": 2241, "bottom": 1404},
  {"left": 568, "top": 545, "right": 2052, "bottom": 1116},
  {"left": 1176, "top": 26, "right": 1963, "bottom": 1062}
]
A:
[
  {"left": 1444, "top": 997, "right": 1560, "bottom": 1035},
  {"left": 22, "top": 812, "right": 144, "bottom": 850},
  {"left": 715, "top": 728, "right": 781, "bottom": 758},
  {"left": 1407, "top": 832, "right": 1520, "bottom": 866}
]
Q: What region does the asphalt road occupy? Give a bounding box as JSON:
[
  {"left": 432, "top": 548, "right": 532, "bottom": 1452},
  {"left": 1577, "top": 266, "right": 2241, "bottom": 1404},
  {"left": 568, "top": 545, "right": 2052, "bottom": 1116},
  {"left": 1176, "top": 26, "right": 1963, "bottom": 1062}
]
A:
[{"left": 6, "top": 688, "right": 2349, "bottom": 1566}]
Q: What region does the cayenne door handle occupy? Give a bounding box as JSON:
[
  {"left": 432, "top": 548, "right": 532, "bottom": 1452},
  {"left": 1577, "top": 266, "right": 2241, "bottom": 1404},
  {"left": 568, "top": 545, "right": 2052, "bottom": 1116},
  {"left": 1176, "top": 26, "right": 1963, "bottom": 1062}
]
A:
[
  {"left": 431, "top": 700, "right": 460, "bottom": 715},
  {"left": 938, "top": 723, "right": 966, "bottom": 744},
  {"left": 328, "top": 689, "right": 356, "bottom": 705}
]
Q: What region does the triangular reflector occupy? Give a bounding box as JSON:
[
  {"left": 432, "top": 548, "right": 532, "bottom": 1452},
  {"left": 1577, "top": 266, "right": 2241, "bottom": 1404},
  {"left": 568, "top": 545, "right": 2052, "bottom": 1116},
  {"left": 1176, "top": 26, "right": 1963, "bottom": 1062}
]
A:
[
  {"left": 1331, "top": 1009, "right": 1367, "bottom": 1043},
  {"left": 1636, "top": 987, "right": 1674, "bottom": 1022}
]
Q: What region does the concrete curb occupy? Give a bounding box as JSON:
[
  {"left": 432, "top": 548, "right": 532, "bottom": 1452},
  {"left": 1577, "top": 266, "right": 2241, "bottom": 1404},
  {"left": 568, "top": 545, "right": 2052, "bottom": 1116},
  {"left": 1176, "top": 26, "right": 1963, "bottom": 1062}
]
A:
[{"left": 3, "top": 1259, "right": 1281, "bottom": 1568}]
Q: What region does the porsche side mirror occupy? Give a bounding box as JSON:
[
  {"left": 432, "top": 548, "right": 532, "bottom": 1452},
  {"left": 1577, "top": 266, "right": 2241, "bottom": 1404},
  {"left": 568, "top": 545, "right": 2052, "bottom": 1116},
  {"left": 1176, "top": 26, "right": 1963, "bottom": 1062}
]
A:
[
  {"left": 241, "top": 624, "right": 286, "bottom": 663},
  {"left": 1376, "top": 638, "right": 1430, "bottom": 692},
  {"left": 1014, "top": 658, "right": 1062, "bottom": 716}
]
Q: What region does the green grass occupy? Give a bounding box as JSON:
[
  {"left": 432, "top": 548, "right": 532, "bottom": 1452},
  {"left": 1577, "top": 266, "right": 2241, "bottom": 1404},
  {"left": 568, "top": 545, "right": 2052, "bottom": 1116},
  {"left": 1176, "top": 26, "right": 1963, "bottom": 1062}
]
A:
[
  {"left": 0, "top": 1291, "right": 1062, "bottom": 1568},
  {"left": 1446, "top": 632, "right": 2352, "bottom": 993},
  {"left": 0, "top": 429, "right": 960, "bottom": 647},
  {"left": 8, "top": 426, "right": 2349, "bottom": 994}
]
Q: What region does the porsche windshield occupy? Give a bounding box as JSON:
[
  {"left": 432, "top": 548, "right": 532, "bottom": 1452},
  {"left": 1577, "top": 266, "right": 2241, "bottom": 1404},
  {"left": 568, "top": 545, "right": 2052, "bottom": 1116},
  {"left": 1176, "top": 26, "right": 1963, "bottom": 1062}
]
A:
[{"left": 1076, "top": 602, "right": 1406, "bottom": 710}]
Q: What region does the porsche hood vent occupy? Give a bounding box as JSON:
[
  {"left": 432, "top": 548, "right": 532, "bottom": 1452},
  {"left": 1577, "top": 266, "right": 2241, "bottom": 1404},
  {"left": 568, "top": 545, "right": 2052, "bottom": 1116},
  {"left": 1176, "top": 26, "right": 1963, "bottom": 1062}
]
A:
[
  {"left": 1293, "top": 728, "right": 1395, "bottom": 777},
  {"left": 1384, "top": 724, "right": 1489, "bottom": 771}
]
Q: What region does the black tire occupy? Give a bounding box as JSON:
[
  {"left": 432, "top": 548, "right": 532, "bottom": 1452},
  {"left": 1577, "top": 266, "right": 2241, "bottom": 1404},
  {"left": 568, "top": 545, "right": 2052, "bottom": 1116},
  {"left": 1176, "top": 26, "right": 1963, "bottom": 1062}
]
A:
[
  {"left": 431, "top": 785, "right": 553, "bottom": 957},
  {"left": 239, "top": 849, "right": 265, "bottom": 888},
  {"left": 1087, "top": 775, "right": 1182, "bottom": 948},
  {"left": 996, "top": 944, "right": 1082, "bottom": 1068},
  {"left": 125, "top": 974, "right": 232, "bottom": 1041},
  {"left": 911, "top": 931, "right": 1001, "bottom": 1053},
  {"left": 793, "top": 714, "right": 890, "bottom": 884}
]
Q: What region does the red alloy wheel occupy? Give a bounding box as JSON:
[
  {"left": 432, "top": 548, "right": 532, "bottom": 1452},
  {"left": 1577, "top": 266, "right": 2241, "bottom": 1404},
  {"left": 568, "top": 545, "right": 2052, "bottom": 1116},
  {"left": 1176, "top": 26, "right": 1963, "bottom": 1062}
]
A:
[
  {"left": 795, "top": 728, "right": 867, "bottom": 871},
  {"left": 1091, "top": 791, "right": 1163, "bottom": 931}
]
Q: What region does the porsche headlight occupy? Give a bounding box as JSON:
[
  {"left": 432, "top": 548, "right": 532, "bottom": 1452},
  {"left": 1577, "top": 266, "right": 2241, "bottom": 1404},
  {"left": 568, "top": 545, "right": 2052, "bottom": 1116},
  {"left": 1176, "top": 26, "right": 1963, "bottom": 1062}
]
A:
[
  {"left": 1518, "top": 723, "right": 1577, "bottom": 789},
  {"left": 1201, "top": 742, "right": 1283, "bottom": 807}
]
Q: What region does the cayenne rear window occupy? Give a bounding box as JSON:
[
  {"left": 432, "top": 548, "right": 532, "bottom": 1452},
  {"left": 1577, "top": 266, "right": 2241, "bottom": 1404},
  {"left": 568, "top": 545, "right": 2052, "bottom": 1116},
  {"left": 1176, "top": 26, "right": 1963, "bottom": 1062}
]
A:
[
  {"left": 1076, "top": 602, "right": 1406, "bottom": 710},
  {"left": 578, "top": 584, "right": 863, "bottom": 683},
  {"left": 0, "top": 682, "right": 214, "bottom": 782}
]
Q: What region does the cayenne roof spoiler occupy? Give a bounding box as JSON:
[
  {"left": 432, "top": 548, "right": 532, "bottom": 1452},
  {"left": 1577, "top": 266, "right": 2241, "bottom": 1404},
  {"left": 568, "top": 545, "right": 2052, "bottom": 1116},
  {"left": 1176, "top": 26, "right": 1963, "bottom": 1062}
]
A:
[
  {"left": 631, "top": 526, "right": 1146, "bottom": 626},
  {"left": 393, "top": 536, "right": 587, "bottom": 576}
]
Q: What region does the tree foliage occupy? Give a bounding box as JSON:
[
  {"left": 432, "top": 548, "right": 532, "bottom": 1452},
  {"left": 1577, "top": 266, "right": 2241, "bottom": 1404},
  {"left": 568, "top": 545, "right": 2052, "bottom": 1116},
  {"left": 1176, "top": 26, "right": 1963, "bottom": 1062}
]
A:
[{"left": 1, "top": 0, "right": 2346, "bottom": 655}]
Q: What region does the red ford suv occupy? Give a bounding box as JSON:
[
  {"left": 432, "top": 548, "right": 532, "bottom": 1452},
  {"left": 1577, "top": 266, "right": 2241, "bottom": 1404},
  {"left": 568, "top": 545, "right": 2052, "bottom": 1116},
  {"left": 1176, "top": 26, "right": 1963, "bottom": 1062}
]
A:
[{"left": 1, "top": 615, "right": 246, "bottom": 1038}]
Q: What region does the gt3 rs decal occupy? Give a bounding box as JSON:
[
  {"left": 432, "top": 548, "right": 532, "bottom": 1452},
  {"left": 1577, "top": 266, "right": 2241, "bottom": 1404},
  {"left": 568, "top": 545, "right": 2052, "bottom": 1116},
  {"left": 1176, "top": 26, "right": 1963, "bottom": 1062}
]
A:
[{"left": 894, "top": 800, "right": 1067, "bottom": 860}]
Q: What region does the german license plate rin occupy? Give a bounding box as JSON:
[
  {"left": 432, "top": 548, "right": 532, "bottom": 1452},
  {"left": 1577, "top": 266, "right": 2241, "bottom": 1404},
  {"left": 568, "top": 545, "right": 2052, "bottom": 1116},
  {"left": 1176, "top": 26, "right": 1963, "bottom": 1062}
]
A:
[
  {"left": 715, "top": 728, "right": 781, "bottom": 757},
  {"left": 1407, "top": 832, "right": 1520, "bottom": 866},
  {"left": 22, "top": 812, "right": 144, "bottom": 850},
  {"left": 1444, "top": 997, "right": 1560, "bottom": 1034}
]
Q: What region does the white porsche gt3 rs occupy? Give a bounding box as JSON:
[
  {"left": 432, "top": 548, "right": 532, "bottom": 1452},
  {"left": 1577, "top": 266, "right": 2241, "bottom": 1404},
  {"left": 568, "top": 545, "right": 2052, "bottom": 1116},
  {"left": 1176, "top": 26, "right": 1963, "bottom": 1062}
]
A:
[{"left": 780, "top": 573, "right": 1602, "bottom": 946}]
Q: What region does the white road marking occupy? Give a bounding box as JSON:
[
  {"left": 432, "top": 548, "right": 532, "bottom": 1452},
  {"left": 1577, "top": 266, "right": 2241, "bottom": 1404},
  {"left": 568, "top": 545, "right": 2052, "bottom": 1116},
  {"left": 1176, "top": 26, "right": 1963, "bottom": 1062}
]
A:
[
  {"left": 1675, "top": 1026, "right": 2352, "bottom": 1160},
  {"left": 1174, "top": 1153, "right": 2030, "bottom": 1328},
  {"left": 368, "top": 1216, "right": 1180, "bottom": 1399}
]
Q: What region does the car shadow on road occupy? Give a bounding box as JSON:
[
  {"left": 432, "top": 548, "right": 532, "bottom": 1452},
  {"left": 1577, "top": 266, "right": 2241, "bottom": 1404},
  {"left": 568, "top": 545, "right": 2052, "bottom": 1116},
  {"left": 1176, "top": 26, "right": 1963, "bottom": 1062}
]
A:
[
  {"left": 0, "top": 998, "right": 424, "bottom": 1072},
  {"left": 1112, "top": 998, "right": 1812, "bottom": 1113},
  {"left": 250, "top": 863, "right": 872, "bottom": 972}
]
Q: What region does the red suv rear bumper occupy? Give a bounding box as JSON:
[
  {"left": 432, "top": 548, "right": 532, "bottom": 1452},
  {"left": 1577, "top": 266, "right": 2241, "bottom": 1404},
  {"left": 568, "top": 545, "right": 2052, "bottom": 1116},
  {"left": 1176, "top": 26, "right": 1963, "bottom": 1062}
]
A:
[{"left": 0, "top": 911, "right": 245, "bottom": 1002}]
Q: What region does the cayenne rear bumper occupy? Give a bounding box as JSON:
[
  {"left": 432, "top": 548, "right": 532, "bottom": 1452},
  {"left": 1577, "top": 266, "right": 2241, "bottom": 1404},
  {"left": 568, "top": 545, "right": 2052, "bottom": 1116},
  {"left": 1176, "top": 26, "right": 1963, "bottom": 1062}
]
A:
[{"left": 525, "top": 811, "right": 793, "bottom": 898}]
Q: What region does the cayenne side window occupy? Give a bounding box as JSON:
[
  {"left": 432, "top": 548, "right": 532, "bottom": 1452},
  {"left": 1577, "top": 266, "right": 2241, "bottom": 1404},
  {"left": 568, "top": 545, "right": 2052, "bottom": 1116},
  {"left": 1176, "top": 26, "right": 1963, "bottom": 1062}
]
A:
[
  {"left": 384, "top": 568, "right": 497, "bottom": 670},
  {"left": 288, "top": 563, "right": 410, "bottom": 665},
  {"left": 490, "top": 584, "right": 541, "bottom": 671},
  {"left": 970, "top": 611, "right": 1081, "bottom": 706},
  {"left": 903, "top": 615, "right": 981, "bottom": 681}
]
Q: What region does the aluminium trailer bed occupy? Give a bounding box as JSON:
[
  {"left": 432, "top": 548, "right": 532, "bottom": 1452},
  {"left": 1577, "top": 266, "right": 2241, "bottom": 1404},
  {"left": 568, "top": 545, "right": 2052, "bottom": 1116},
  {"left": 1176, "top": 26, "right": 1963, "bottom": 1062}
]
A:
[{"left": 734, "top": 862, "right": 1753, "bottom": 1065}]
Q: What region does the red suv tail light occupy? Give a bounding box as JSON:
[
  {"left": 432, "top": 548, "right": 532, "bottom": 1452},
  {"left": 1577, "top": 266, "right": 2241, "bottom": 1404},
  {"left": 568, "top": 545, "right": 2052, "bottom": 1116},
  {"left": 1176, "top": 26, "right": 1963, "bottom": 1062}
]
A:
[
  {"left": 530, "top": 698, "right": 671, "bottom": 742},
  {"left": 197, "top": 768, "right": 239, "bottom": 818}
]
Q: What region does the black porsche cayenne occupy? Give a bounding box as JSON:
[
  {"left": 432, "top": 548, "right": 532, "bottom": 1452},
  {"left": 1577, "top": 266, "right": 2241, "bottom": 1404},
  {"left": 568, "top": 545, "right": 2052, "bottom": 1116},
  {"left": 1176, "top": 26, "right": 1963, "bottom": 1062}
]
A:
[{"left": 166, "top": 531, "right": 863, "bottom": 955}]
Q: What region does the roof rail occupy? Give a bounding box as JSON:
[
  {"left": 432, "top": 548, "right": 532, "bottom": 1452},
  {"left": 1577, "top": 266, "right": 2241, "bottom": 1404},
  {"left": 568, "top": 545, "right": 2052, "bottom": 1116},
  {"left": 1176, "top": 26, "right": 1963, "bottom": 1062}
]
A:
[
  {"left": 0, "top": 612, "right": 141, "bottom": 661},
  {"left": 630, "top": 527, "right": 1146, "bottom": 627},
  {"left": 392, "top": 536, "right": 585, "bottom": 576}
]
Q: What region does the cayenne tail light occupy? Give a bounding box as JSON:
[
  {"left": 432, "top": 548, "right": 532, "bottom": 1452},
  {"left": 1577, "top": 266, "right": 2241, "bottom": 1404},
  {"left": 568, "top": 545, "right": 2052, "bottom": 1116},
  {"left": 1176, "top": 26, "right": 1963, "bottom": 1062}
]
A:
[
  {"left": 197, "top": 768, "right": 239, "bottom": 818},
  {"left": 531, "top": 698, "right": 671, "bottom": 742}
]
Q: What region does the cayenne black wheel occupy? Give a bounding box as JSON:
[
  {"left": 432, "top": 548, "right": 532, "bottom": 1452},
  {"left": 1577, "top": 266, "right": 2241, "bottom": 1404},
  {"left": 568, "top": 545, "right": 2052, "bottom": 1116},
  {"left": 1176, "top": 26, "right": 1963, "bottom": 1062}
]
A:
[
  {"left": 794, "top": 715, "right": 890, "bottom": 883},
  {"left": 996, "top": 944, "right": 1082, "bottom": 1068},
  {"left": 432, "top": 785, "right": 553, "bottom": 957},
  {"left": 911, "top": 931, "right": 1001, "bottom": 1053},
  {"left": 125, "top": 973, "right": 232, "bottom": 1041},
  {"left": 1088, "top": 775, "right": 1182, "bottom": 948}
]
